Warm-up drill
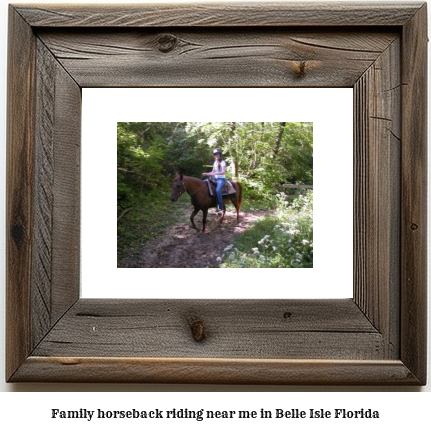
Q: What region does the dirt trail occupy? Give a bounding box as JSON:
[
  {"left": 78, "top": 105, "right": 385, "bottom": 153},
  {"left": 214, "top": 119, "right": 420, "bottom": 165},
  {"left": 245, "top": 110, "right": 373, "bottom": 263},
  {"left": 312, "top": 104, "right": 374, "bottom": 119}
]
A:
[{"left": 119, "top": 206, "right": 273, "bottom": 268}]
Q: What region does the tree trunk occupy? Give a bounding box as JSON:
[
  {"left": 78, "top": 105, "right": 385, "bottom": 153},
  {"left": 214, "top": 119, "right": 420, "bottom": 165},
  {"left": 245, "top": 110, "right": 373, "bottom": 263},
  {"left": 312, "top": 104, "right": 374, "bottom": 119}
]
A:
[
  {"left": 273, "top": 122, "right": 286, "bottom": 156},
  {"left": 227, "top": 122, "right": 238, "bottom": 177}
]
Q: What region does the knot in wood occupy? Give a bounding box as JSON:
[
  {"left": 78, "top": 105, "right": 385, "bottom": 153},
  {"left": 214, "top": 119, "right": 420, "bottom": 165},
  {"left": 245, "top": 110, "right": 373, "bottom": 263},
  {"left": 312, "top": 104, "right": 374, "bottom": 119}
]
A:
[
  {"left": 288, "top": 60, "right": 321, "bottom": 79},
  {"left": 157, "top": 34, "right": 178, "bottom": 53},
  {"left": 186, "top": 314, "right": 206, "bottom": 342},
  {"left": 410, "top": 223, "right": 419, "bottom": 231},
  {"left": 11, "top": 223, "right": 25, "bottom": 245},
  {"left": 294, "top": 61, "right": 307, "bottom": 78}
]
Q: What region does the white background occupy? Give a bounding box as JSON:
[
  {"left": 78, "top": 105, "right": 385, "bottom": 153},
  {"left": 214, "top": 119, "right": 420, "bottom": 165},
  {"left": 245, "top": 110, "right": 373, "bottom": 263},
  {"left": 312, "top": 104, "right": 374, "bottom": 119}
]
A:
[
  {"left": 0, "top": 0, "right": 430, "bottom": 424},
  {"left": 81, "top": 87, "right": 353, "bottom": 299}
]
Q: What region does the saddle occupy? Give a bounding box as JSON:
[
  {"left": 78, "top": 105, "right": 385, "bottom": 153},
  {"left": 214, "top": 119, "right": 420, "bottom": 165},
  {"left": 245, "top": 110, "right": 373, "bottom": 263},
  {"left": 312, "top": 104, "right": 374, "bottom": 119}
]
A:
[{"left": 204, "top": 179, "right": 236, "bottom": 199}]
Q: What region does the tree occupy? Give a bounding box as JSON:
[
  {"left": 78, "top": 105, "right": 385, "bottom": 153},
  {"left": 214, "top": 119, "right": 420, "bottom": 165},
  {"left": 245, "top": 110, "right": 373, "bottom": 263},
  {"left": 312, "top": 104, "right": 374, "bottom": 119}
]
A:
[{"left": 117, "top": 121, "right": 313, "bottom": 211}]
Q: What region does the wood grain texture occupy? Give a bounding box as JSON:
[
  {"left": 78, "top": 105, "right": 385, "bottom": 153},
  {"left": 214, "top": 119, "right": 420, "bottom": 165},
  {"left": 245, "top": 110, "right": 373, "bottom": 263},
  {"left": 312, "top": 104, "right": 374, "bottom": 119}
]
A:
[
  {"left": 32, "top": 39, "right": 81, "bottom": 348},
  {"left": 7, "top": 6, "right": 81, "bottom": 381},
  {"left": 6, "top": 2, "right": 427, "bottom": 385},
  {"left": 50, "top": 52, "right": 81, "bottom": 325},
  {"left": 6, "top": 7, "right": 36, "bottom": 381},
  {"left": 12, "top": 357, "right": 420, "bottom": 385},
  {"left": 37, "top": 29, "right": 398, "bottom": 88},
  {"left": 32, "top": 299, "right": 383, "bottom": 359},
  {"left": 32, "top": 40, "right": 56, "bottom": 347},
  {"left": 15, "top": 2, "right": 424, "bottom": 27},
  {"left": 400, "top": 3, "right": 428, "bottom": 384},
  {"left": 353, "top": 38, "right": 401, "bottom": 358}
]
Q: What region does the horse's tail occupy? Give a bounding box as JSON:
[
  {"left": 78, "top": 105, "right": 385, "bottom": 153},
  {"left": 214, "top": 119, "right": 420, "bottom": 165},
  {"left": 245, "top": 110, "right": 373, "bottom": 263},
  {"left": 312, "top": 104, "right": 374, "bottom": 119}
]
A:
[{"left": 233, "top": 180, "right": 242, "bottom": 212}]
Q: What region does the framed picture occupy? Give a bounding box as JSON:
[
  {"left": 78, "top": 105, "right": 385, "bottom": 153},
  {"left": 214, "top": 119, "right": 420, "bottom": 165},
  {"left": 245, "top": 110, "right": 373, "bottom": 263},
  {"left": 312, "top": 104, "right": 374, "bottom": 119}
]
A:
[
  {"left": 83, "top": 88, "right": 352, "bottom": 298},
  {"left": 6, "top": 2, "right": 427, "bottom": 384}
]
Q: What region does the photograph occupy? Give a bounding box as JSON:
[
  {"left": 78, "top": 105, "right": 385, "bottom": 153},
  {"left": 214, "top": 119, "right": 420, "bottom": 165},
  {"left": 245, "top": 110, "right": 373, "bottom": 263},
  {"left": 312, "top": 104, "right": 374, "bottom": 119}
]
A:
[{"left": 117, "top": 122, "right": 313, "bottom": 269}]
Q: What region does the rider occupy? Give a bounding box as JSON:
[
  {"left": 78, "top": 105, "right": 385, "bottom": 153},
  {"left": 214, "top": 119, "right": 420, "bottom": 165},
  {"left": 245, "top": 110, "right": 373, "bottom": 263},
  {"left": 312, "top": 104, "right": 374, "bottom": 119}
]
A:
[{"left": 202, "top": 148, "right": 226, "bottom": 213}]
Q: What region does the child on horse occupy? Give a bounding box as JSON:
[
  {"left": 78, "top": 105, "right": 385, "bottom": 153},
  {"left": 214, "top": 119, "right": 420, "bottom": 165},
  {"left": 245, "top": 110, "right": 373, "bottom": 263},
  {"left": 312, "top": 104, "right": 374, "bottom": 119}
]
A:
[{"left": 202, "top": 148, "right": 226, "bottom": 213}]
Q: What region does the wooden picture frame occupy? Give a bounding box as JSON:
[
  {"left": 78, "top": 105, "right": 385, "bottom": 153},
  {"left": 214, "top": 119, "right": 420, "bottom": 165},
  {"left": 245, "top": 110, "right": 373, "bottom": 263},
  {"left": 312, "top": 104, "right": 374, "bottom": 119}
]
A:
[{"left": 6, "top": 2, "right": 427, "bottom": 385}]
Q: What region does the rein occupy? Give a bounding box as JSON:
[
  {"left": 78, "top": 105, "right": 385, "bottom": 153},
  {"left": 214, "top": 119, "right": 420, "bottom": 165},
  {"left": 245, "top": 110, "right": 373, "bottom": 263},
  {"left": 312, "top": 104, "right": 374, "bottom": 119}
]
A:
[{"left": 180, "top": 179, "right": 206, "bottom": 196}]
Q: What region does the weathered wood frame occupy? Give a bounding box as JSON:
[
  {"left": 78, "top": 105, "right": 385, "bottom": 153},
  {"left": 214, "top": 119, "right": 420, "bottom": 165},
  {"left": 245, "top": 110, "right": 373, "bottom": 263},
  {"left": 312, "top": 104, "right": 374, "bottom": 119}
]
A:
[{"left": 6, "top": 2, "right": 427, "bottom": 384}]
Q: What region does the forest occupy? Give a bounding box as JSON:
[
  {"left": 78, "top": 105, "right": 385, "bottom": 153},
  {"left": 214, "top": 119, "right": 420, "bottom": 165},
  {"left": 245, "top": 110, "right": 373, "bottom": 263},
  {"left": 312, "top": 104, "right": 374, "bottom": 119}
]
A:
[{"left": 117, "top": 122, "right": 313, "bottom": 268}]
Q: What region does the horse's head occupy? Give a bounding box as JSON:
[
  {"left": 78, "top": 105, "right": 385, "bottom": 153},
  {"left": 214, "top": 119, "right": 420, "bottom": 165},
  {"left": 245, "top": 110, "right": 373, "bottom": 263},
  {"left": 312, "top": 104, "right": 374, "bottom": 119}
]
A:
[{"left": 170, "top": 173, "right": 185, "bottom": 202}]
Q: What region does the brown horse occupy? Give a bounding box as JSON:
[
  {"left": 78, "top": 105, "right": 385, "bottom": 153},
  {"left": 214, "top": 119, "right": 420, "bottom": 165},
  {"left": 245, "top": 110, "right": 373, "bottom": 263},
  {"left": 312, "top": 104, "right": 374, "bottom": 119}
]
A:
[{"left": 170, "top": 173, "right": 242, "bottom": 232}]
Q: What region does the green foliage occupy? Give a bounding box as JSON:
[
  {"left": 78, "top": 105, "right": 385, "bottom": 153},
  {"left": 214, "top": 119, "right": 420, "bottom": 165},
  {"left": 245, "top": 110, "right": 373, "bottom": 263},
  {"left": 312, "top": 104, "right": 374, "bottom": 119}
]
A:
[
  {"left": 117, "top": 122, "right": 166, "bottom": 210},
  {"left": 239, "top": 178, "right": 276, "bottom": 211},
  {"left": 117, "top": 181, "right": 190, "bottom": 259},
  {"left": 220, "top": 192, "right": 313, "bottom": 268},
  {"left": 117, "top": 122, "right": 313, "bottom": 257}
]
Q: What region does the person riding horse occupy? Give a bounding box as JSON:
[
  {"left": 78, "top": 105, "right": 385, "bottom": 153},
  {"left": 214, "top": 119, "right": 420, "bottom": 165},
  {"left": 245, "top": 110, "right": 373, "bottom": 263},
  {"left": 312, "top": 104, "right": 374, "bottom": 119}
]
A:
[
  {"left": 171, "top": 172, "right": 242, "bottom": 232},
  {"left": 202, "top": 148, "right": 226, "bottom": 213}
]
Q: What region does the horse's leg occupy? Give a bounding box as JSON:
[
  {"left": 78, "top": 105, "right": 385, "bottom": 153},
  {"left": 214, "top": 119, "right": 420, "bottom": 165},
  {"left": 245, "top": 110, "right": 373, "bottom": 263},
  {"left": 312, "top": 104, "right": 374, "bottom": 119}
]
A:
[
  {"left": 190, "top": 207, "right": 200, "bottom": 231},
  {"left": 231, "top": 199, "right": 239, "bottom": 221},
  {"left": 218, "top": 204, "right": 226, "bottom": 224},
  {"left": 202, "top": 208, "right": 208, "bottom": 232}
]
